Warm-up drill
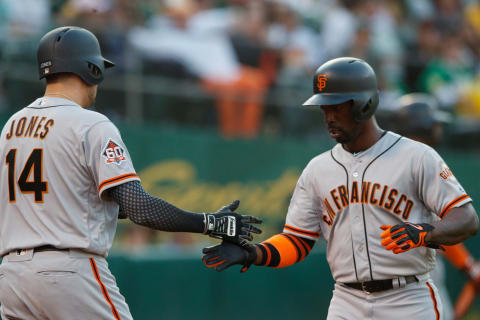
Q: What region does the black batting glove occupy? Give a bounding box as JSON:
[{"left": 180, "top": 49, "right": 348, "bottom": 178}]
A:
[
  {"left": 203, "top": 200, "right": 262, "bottom": 247},
  {"left": 202, "top": 241, "right": 257, "bottom": 272}
]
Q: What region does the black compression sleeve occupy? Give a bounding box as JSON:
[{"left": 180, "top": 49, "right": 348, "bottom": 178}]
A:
[{"left": 109, "top": 180, "right": 205, "bottom": 233}]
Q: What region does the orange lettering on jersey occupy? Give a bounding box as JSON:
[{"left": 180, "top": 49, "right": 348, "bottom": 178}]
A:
[
  {"left": 330, "top": 189, "right": 341, "bottom": 210},
  {"left": 6, "top": 120, "right": 15, "bottom": 140},
  {"left": 24, "top": 116, "right": 39, "bottom": 137},
  {"left": 440, "top": 168, "right": 454, "bottom": 180},
  {"left": 384, "top": 188, "right": 398, "bottom": 210},
  {"left": 338, "top": 185, "right": 349, "bottom": 207},
  {"left": 15, "top": 117, "right": 27, "bottom": 137},
  {"left": 34, "top": 117, "right": 47, "bottom": 138},
  {"left": 323, "top": 198, "right": 336, "bottom": 226},
  {"left": 393, "top": 194, "right": 407, "bottom": 215},
  {"left": 323, "top": 214, "right": 332, "bottom": 226},
  {"left": 378, "top": 185, "right": 389, "bottom": 207},
  {"left": 370, "top": 183, "right": 381, "bottom": 205},
  {"left": 351, "top": 181, "right": 359, "bottom": 203},
  {"left": 361, "top": 181, "right": 371, "bottom": 204},
  {"left": 403, "top": 200, "right": 414, "bottom": 219},
  {"left": 39, "top": 119, "right": 54, "bottom": 139},
  {"left": 329, "top": 181, "right": 416, "bottom": 222}
]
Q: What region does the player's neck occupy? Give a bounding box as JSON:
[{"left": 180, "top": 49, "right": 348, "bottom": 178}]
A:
[
  {"left": 343, "top": 118, "right": 384, "bottom": 153},
  {"left": 44, "top": 77, "right": 92, "bottom": 108}
]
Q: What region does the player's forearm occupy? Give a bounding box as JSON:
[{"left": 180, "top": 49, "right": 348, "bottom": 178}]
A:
[
  {"left": 427, "top": 203, "right": 479, "bottom": 246},
  {"left": 109, "top": 181, "right": 205, "bottom": 233},
  {"left": 252, "top": 233, "right": 315, "bottom": 267},
  {"left": 252, "top": 245, "right": 263, "bottom": 265}
]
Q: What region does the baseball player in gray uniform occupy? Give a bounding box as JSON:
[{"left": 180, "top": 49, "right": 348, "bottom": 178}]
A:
[
  {"left": 202, "top": 57, "right": 479, "bottom": 319},
  {"left": 0, "top": 26, "right": 261, "bottom": 320}
]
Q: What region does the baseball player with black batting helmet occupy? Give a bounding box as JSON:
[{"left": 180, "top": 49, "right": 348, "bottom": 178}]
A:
[
  {"left": 0, "top": 26, "right": 261, "bottom": 320},
  {"left": 202, "top": 57, "right": 479, "bottom": 319}
]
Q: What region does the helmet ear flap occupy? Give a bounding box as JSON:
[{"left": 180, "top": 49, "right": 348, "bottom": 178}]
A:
[
  {"left": 352, "top": 91, "right": 379, "bottom": 122},
  {"left": 88, "top": 62, "right": 102, "bottom": 78}
]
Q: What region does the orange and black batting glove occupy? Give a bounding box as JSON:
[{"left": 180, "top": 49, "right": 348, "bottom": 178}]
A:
[
  {"left": 380, "top": 222, "right": 436, "bottom": 254},
  {"left": 202, "top": 241, "right": 257, "bottom": 272}
]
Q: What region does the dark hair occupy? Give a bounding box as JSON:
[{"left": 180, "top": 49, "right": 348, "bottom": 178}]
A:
[{"left": 45, "top": 72, "right": 73, "bottom": 84}]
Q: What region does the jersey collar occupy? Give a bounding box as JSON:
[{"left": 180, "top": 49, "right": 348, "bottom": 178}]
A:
[
  {"left": 29, "top": 97, "right": 80, "bottom": 109},
  {"left": 332, "top": 131, "right": 401, "bottom": 163}
]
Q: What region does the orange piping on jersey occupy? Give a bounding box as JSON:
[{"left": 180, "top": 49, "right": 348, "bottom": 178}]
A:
[
  {"left": 426, "top": 282, "right": 440, "bottom": 320},
  {"left": 98, "top": 173, "right": 139, "bottom": 192},
  {"left": 440, "top": 194, "right": 470, "bottom": 218},
  {"left": 284, "top": 225, "right": 320, "bottom": 238},
  {"left": 89, "top": 258, "right": 121, "bottom": 320}
]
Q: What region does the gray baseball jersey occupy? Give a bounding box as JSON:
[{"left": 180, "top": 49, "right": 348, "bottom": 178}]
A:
[
  {"left": 284, "top": 131, "right": 471, "bottom": 283},
  {"left": 0, "top": 96, "right": 140, "bottom": 257}
]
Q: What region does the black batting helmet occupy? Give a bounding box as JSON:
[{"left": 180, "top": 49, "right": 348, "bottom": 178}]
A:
[
  {"left": 392, "top": 93, "right": 451, "bottom": 136},
  {"left": 303, "top": 57, "right": 379, "bottom": 122},
  {"left": 37, "top": 26, "right": 115, "bottom": 85}
]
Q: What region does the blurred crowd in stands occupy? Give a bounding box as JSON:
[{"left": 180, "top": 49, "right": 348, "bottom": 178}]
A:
[{"left": 0, "top": 0, "right": 479, "bottom": 140}]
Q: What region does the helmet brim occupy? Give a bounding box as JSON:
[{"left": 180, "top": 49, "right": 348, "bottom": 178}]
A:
[
  {"left": 302, "top": 93, "right": 353, "bottom": 106},
  {"left": 104, "top": 58, "right": 115, "bottom": 68}
]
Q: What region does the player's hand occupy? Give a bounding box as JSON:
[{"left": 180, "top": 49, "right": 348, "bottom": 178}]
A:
[
  {"left": 202, "top": 241, "right": 257, "bottom": 272},
  {"left": 380, "top": 222, "right": 435, "bottom": 254},
  {"left": 203, "top": 200, "right": 262, "bottom": 247}
]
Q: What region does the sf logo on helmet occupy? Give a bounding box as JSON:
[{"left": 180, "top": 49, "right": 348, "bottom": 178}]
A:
[{"left": 317, "top": 74, "right": 327, "bottom": 91}]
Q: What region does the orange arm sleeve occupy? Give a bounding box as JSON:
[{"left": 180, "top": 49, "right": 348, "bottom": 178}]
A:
[
  {"left": 443, "top": 243, "right": 473, "bottom": 270},
  {"left": 258, "top": 233, "right": 315, "bottom": 268}
]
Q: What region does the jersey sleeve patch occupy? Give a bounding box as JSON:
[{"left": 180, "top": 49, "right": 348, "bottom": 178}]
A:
[{"left": 102, "top": 139, "right": 127, "bottom": 165}]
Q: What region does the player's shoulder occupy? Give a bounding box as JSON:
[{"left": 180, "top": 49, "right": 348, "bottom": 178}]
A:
[
  {"left": 76, "top": 107, "right": 112, "bottom": 125},
  {"left": 304, "top": 148, "right": 334, "bottom": 172},
  {"left": 392, "top": 132, "right": 435, "bottom": 155}
]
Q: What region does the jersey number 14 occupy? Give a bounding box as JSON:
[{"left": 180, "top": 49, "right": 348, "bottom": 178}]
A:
[{"left": 5, "top": 149, "right": 48, "bottom": 203}]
